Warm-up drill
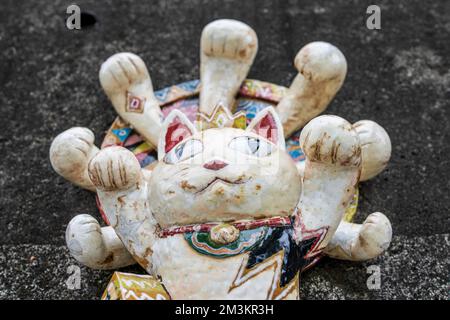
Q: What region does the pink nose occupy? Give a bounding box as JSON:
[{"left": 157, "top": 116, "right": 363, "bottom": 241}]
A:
[{"left": 203, "top": 160, "right": 228, "bottom": 171}]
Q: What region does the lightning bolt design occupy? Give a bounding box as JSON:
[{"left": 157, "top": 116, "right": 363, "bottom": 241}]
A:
[
  {"left": 229, "top": 250, "right": 299, "bottom": 300},
  {"left": 228, "top": 215, "right": 328, "bottom": 299}
]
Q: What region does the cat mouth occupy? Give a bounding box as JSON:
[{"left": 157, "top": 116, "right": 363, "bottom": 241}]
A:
[{"left": 192, "top": 177, "right": 251, "bottom": 194}]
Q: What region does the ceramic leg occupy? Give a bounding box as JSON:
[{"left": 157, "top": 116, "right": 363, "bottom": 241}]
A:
[
  {"left": 200, "top": 19, "right": 258, "bottom": 115},
  {"left": 66, "top": 214, "right": 135, "bottom": 269},
  {"left": 324, "top": 212, "right": 392, "bottom": 260},
  {"left": 296, "top": 115, "right": 361, "bottom": 249},
  {"left": 277, "top": 42, "right": 347, "bottom": 137}
]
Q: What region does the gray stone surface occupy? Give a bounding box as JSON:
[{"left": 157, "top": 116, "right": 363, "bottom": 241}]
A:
[
  {"left": 0, "top": 0, "right": 448, "bottom": 299},
  {"left": 1, "top": 234, "right": 448, "bottom": 299}
]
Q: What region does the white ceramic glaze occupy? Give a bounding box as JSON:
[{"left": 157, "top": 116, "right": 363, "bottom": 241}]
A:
[{"left": 49, "top": 19, "right": 393, "bottom": 300}]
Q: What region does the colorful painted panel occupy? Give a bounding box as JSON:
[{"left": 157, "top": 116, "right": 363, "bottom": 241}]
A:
[{"left": 101, "top": 272, "right": 170, "bottom": 300}]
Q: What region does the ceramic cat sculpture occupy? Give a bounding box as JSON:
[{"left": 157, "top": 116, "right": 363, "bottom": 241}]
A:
[{"left": 50, "top": 19, "right": 392, "bottom": 299}]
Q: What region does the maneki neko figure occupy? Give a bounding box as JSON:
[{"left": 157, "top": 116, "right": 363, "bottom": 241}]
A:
[{"left": 50, "top": 19, "right": 392, "bottom": 299}]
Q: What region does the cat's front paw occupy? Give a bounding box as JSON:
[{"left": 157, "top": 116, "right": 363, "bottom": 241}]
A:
[
  {"left": 88, "top": 146, "right": 142, "bottom": 191},
  {"left": 50, "top": 127, "right": 98, "bottom": 189},
  {"left": 66, "top": 214, "right": 106, "bottom": 267},
  {"left": 201, "top": 19, "right": 257, "bottom": 61},
  {"left": 356, "top": 212, "right": 392, "bottom": 257},
  {"left": 300, "top": 115, "right": 361, "bottom": 167},
  {"left": 99, "top": 52, "right": 149, "bottom": 95}
]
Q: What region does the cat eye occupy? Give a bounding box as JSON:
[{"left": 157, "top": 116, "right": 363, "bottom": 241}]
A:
[
  {"left": 164, "top": 139, "right": 203, "bottom": 164},
  {"left": 228, "top": 136, "right": 273, "bottom": 157}
]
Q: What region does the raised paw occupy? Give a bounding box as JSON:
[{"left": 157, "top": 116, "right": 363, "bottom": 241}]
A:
[
  {"left": 275, "top": 42, "right": 347, "bottom": 137},
  {"left": 294, "top": 42, "right": 347, "bottom": 82},
  {"left": 201, "top": 19, "right": 257, "bottom": 61},
  {"left": 99, "top": 52, "right": 150, "bottom": 96},
  {"left": 353, "top": 120, "right": 391, "bottom": 181},
  {"left": 66, "top": 214, "right": 107, "bottom": 268},
  {"left": 300, "top": 115, "right": 361, "bottom": 167},
  {"left": 88, "top": 146, "right": 142, "bottom": 191},
  {"left": 355, "top": 212, "right": 392, "bottom": 257},
  {"left": 50, "top": 127, "right": 98, "bottom": 190}
]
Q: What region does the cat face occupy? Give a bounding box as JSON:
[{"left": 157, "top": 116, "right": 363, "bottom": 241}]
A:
[{"left": 148, "top": 107, "right": 301, "bottom": 227}]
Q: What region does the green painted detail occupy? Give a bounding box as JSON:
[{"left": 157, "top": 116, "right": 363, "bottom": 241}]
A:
[{"left": 184, "top": 227, "right": 268, "bottom": 258}]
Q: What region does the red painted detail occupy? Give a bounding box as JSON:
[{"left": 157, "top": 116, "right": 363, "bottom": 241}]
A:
[
  {"left": 251, "top": 113, "right": 278, "bottom": 144},
  {"left": 292, "top": 208, "right": 328, "bottom": 262},
  {"left": 203, "top": 160, "right": 228, "bottom": 171},
  {"left": 96, "top": 195, "right": 110, "bottom": 225},
  {"left": 159, "top": 216, "right": 292, "bottom": 238},
  {"left": 165, "top": 118, "right": 192, "bottom": 153}
]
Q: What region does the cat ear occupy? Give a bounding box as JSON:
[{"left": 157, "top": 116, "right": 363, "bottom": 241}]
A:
[
  {"left": 246, "top": 107, "right": 285, "bottom": 150},
  {"left": 158, "top": 110, "right": 197, "bottom": 161}
]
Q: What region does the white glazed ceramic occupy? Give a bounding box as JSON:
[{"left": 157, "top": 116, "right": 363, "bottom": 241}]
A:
[{"left": 50, "top": 19, "right": 392, "bottom": 300}]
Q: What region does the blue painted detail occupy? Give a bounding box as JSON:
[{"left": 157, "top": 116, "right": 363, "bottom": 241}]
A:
[
  {"left": 112, "top": 128, "right": 132, "bottom": 142},
  {"left": 176, "top": 79, "right": 200, "bottom": 92}
]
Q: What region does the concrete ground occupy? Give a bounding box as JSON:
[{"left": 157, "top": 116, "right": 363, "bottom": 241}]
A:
[{"left": 0, "top": 0, "right": 448, "bottom": 299}]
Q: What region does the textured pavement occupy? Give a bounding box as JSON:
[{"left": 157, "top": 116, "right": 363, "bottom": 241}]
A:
[{"left": 0, "top": 0, "right": 449, "bottom": 299}]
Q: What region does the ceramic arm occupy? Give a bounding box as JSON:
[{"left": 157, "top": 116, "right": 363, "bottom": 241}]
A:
[
  {"left": 66, "top": 215, "right": 136, "bottom": 269},
  {"left": 199, "top": 19, "right": 258, "bottom": 115},
  {"left": 324, "top": 212, "right": 392, "bottom": 261},
  {"left": 99, "top": 53, "right": 163, "bottom": 147},
  {"left": 276, "top": 42, "right": 347, "bottom": 137},
  {"left": 88, "top": 146, "right": 159, "bottom": 272},
  {"left": 295, "top": 115, "right": 361, "bottom": 250}
]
